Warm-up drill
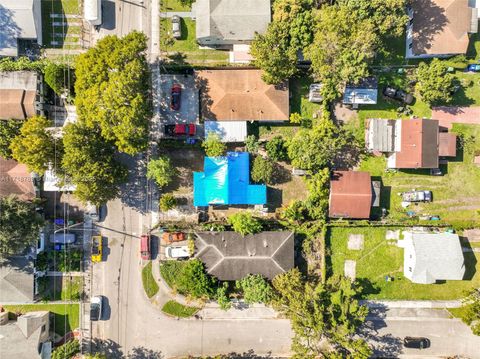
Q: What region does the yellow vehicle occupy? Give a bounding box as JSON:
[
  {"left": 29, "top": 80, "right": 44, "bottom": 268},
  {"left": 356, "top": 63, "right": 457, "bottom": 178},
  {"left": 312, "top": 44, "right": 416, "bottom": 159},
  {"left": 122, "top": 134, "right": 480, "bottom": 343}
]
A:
[{"left": 91, "top": 236, "right": 102, "bottom": 263}]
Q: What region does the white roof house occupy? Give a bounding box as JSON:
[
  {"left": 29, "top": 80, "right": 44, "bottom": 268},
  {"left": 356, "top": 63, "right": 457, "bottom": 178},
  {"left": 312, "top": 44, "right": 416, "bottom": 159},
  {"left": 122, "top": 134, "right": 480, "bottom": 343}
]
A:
[
  {"left": 43, "top": 168, "right": 76, "bottom": 192},
  {"left": 204, "top": 121, "right": 247, "bottom": 142},
  {"left": 343, "top": 77, "right": 378, "bottom": 106},
  {"left": 398, "top": 231, "right": 465, "bottom": 284},
  {"left": 0, "top": 0, "right": 42, "bottom": 56},
  {"left": 192, "top": 0, "right": 271, "bottom": 46}
]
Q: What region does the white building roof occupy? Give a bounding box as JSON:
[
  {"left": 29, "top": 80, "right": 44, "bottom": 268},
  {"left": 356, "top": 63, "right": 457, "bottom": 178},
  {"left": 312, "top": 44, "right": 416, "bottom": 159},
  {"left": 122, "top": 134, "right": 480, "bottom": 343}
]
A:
[
  {"left": 400, "top": 231, "right": 465, "bottom": 284},
  {"left": 43, "top": 169, "right": 77, "bottom": 192},
  {"left": 0, "top": 0, "right": 41, "bottom": 56},
  {"left": 205, "top": 120, "right": 247, "bottom": 142}
]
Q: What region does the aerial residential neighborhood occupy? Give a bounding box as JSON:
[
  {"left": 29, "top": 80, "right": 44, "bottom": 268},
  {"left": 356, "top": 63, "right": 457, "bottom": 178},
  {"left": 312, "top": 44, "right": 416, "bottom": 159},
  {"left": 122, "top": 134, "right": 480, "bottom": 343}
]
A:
[{"left": 1, "top": 0, "right": 480, "bottom": 358}]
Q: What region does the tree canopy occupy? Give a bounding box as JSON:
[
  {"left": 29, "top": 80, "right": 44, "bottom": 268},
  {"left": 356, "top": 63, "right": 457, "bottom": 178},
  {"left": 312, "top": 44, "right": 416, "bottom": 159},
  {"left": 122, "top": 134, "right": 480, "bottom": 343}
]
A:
[
  {"left": 62, "top": 122, "right": 127, "bottom": 205},
  {"left": 74, "top": 31, "right": 151, "bottom": 155},
  {"left": 147, "top": 156, "right": 176, "bottom": 188},
  {"left": 227, "top": 212, "right": 263, "bottom": 236},
  {"left": 176, "top": 259, "right": 216, "bottom": 299},
  {"left": 251, "top": 155, "right": 274, "bottom": 184},
  {"left": 0, "top": 119, "right": 23, "bottom": 159},
  {"left": 272, "top": 269, "right": 371, "bottom": 358},
  {"left": 202, "top": 132, "right": 226, "bottom": 157},
  {"left": 0, "top": 196, "right": 44, "bottom": 257},
  {"left": 415, "top": 59, "right": 456, "bottom": 105},
  {"left": 236, "top": 274, "right": 274, "bottom": 304},
  {"left": 9, "top": 116, "right": 59, "bottom": 175}
]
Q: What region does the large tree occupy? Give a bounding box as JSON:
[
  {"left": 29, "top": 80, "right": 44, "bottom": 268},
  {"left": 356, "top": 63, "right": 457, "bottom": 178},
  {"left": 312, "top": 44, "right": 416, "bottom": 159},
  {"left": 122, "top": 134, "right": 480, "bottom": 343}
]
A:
[
  {"left": 227, "top": 212, "right": 263, "bottom": 236},
  {"left": 287, "top": 117, "right": 348, "bottom": 171},
  {"left": 74, "top": 31, "right": 151, "bottom": 155},
  {"left": 0, "top": 119, "right": 23, "bottom": 159},
  {"left": 9, "top": 116, "right": 60, "bottom": 175},
  {"left": 0, "top": 196, "right": 44, "bottom": 257},
  {"left": 415, "top": 58, "right": 456, "bottom": 105},
  {"left": 147, "top": 156, "right": 176, "bottom": 188},
  {"left": 62, "top": 122, "right": 127, "bottom": 205},
  {"left": 272, "top": 269, "right": 371, "bottom": 358},
  {"left": 305, "top": 5, "right": 379, "bottom": 100},
  {"left": 251, "top": 0, "right": 313, "bottom": 84}
]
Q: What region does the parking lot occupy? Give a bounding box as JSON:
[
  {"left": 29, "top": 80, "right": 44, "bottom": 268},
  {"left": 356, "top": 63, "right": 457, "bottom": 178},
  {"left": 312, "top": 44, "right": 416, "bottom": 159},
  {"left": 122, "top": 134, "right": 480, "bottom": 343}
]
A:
[{"left": 159, "top": 74, "right": 200, "bottom": 135}]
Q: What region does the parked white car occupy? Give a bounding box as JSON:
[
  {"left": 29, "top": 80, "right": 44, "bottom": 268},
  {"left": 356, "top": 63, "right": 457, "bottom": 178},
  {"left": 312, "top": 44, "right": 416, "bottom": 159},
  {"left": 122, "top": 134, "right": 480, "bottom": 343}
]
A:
[
  {"left": 90, "top": 295, "right": 103, "bottom": 321},
  {"left": 165, "top": 245, "right": 190, "bottom": 259}
]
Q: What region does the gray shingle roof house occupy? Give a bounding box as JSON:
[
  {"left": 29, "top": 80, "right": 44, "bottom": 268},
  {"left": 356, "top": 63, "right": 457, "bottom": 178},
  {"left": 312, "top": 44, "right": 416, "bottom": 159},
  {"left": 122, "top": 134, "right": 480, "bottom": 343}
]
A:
[
  {"left": 0, "top": 310, "right": 51, "bottom": 359},
  {"left": 0, "top": 0, "right": 43, "bottom": 56},
  {"left": 194, "top": 231, "right": 294, "bottom": 280},
  {"left": 192, "top": 0, "right": 271, "bottom": 47},
  {"left": 0, "top": 256, "right": 35, "bottom": 303},
  {"left": 398, "top": 231, "right": 465, "bottom": 284}
]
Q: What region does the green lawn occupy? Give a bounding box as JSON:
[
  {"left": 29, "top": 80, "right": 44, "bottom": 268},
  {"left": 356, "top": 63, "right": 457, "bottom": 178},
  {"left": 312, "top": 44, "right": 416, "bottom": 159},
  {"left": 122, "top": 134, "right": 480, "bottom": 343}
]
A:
[
  {"left": 290, "top": 76, "right": 323, "bottom": 119},
  {"left": 160, "top": 261, "right": 186, "bottom": 290},
  {"left": 327, "top": 227, "right": 480, "bottom": 300},
  {"left": 142, "top": 262, "right": 159, "bottom": 298},
  {"left": 160, "top": 18, "right": 228, "bottom": 66},
  {"left": 452, "top": 72, "right": 480, "bottom": 106},
  {"left": 359, "top": 124, "right": 480, "bottom": 227},
  {"left": 51, "top": 276, "right": 83, "bottom": 301},
  {"left": 162, "top": 300, "right": 199, "bottom": 318},
  {"left": 161, "top": 0, "right": 191, "bottom": 11},
  {"left": 41, "top": 0, "right": 82, "bottom": 49},
  {"left": 4, "top": 304, "right": 80, "bottom": 336}
]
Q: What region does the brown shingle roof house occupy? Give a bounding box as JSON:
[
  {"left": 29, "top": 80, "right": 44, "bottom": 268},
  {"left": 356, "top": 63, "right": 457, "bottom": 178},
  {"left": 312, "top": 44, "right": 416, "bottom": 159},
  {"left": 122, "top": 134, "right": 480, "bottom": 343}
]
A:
[
  {"left": 0, "top": 157, "right": 36, "bottom": 200},
  {"left": 194, "top": 231, "right": 294, "bottom": 280},
  {"left": 329, "top": 171, "right": 373, "bottom": 219},
  {"left": 406, "top": 0, "right": 477, "bottom": 58},
  {"left": 195, "top": 69, "right": 289, "bottom": 122},
  {"left": 0, "top": 71, "right": 39, "bottom": 120}
]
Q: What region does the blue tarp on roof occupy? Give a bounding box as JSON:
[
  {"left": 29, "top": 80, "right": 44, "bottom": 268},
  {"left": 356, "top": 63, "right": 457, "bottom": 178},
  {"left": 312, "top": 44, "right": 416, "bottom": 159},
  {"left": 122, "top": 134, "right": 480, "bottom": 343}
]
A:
[{"left": 193, "top": 152, "right": 267, "bottom": 206}]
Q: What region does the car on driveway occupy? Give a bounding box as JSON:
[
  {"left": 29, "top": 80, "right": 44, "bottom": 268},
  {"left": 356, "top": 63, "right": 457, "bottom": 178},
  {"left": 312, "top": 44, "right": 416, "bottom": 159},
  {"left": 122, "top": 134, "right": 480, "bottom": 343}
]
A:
[
  {"left": 401, "top": 190, "right": 432, "bottom": 202},
  {"left": 172, "top": 15, "right": 182, "bottom": 39},
  {"left": 162, "top": 232, "right": 185, "bottom": 244},
  {"left": 466, "top": 63, "right": 480, "bottom": 72},
  {"left": 90, "top": 295, "right": 103, "bottom": 321},
  {"left": 383, "top": 86, "right": 414, "bottom": 105},
  {"left": 91, "top": 235, "right": 102, "bottom": 263},
  {"left": 140, "top": 234, "right": 151, "bottom": 260},
  {"left": 171, "top": 84, "right": 182, "bottom": 110},
  {"left": 165, "top": 245, "right": 190, "bottom": 259},
  {"left": 164, "top": 124, "right": 196, "bottom": 136},
  {"left": 404, "top": 336, "right": 430, "bottom": 349}
]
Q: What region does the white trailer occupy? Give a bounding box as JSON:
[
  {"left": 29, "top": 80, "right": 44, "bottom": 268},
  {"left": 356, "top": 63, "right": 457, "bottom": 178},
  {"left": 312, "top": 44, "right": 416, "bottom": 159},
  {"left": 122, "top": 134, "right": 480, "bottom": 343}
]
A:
[{"left": 84, "top": 0, "right": 102, "bottom": 26}]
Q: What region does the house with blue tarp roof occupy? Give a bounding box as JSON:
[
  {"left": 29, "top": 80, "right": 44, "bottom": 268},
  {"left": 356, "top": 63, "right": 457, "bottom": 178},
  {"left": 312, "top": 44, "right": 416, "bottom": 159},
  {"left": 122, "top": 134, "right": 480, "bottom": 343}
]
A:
[{"left": 193, "top": 152, "right": 267, "bottom": 207}]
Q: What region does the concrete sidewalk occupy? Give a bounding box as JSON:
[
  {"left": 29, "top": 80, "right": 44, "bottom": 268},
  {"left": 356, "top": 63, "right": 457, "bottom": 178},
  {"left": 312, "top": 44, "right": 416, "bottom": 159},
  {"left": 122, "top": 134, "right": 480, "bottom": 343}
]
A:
[
  {"left": 159, "top": 11, "right": 193, "bottom": 18},
  {"left": 362, "top": 300, "right": 462, "bottom": 309}
]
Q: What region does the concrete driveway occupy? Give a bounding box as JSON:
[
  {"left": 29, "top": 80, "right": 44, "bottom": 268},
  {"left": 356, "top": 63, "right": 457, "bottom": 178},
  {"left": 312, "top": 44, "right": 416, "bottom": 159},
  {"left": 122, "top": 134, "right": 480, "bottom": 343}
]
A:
[{"left": 159, "top": 74, "right": 199, "bottom": 125}]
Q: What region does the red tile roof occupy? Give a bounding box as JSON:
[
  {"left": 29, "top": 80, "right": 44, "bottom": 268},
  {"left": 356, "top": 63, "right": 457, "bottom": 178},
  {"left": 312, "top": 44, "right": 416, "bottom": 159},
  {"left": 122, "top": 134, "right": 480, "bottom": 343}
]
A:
[
  {"left": 329, "top": 171, "right": 372, "bottom": 219},
  {"left": 439, "top": 132, "right": 457, "bottom": 157},
  {"left": 0, "top": 157, "right": 35, "bottom": 200}
]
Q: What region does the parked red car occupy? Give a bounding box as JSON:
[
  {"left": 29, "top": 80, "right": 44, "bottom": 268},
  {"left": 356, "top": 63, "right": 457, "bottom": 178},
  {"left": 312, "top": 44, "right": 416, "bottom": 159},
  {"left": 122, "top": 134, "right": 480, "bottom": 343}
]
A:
[
  {"left": 140, "top": 234, "right": 151, "bottom": 260},
  {"left": 162, "top": 232, "right": 185, "bottom": 244},
  {"left": 164, "top": 124, "right": 196, "bottom": 136},
  {"left": 171, "top": 84, "right": 182, "bottom": 110}
]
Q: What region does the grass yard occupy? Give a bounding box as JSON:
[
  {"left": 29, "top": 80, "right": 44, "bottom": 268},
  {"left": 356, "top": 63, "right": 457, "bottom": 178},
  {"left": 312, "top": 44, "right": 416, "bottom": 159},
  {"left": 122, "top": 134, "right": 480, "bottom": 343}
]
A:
[
  {"left": 142, "top": 262, "right": 159, "bottom": 298},
  {"left": 452, "top": 72, "right": 480, "bottom": 106},
  {"left": 327, "top": 226, "right": 480, "bottom": 300},
  {"left": 41, "top": 0, "right": 82, "bottom": 49},
  {"left": 162, "top": 300, "right": 199, "bottom": 317},
  {"left": 290, "top": 76, "right": 323, "bottom": 120},
  {"left": 359, "top": 124, "right": 480, "bottom": 227},
  {"left": 161, "top": 0, "right": 192, "bottom": 11},
  {"left": 50, "top": 276, "right": 83, "bottom": 301},
  {"left": 4, "top": 304, "right": 79, "bottom": 336},
  {"left": 160, "top": 18, "right": 229, "bottom": 66},
  {"left": 160, "top": 261, "right": 186, "bottom": 290}
]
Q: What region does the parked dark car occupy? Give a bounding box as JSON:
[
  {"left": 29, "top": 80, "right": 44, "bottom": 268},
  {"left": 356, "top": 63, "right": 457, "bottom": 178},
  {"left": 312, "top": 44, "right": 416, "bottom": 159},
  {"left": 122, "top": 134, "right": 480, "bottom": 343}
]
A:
[
  {"left": 164, "top": 124, "right": 196, "bottom": 136},
  {"left": 171, "top": 84, "right": 182, "bottom": 110},
  {"left": 404, "top": 336, "right": 430, "bottom": 349},
  {"left": 466, "top": 63, "right": 480, "bottom": 72},
  {"left": 383, "top": 86, "right": 414, "bottom": 105}
]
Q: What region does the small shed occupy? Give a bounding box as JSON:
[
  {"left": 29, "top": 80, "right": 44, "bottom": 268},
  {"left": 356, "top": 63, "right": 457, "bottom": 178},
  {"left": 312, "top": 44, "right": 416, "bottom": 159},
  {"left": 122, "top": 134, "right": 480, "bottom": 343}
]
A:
[{"left": 438, "top": 132, "right": 457, "bottom": 157}]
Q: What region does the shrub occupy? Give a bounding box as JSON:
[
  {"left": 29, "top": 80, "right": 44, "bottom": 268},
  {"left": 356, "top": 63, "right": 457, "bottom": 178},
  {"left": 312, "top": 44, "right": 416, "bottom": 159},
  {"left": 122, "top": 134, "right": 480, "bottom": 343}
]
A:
[
  {"left": 244, "top": 135, "right": 259, "bottom": 154},
  {"left": 176, "top": 259, "right": 216, "bottom": 299},
  {"left": 44, "top": 62, "right": 70, "bottom": 96},
  {"left": 52, "top": 339, "right": 80, "bottom": 359},
  {"left": 251, "top": 155, "right": 274, "bottom": 184},
  {"left": 227, "top": 212, "right": 262, "bottom": 236},
  {"left": 216, "top": 282, "right": 232, "bottom": 311},
  {"left": 415, "top": 58, "right": 456, "bottom": 105},
  {"left": 289, "top": 112, "right": 302, "bottom": 124},
  {"left": 202, "top": 132, "right": 226, "bottom": 157},
  {"left": 266, "top": 136, "right": 287, "bottom": 161},
  {"left": 0, "top": 57, "right": 46, "bottom": 72},
  {"left": 160, "top": 193, "right": 176, "bottom": 211},
  {"left": 236, "top": 274, "right": 273, "bottom": 304},
  {"left": 147, "top": 156, "right": 176, "bottom": 188}
]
